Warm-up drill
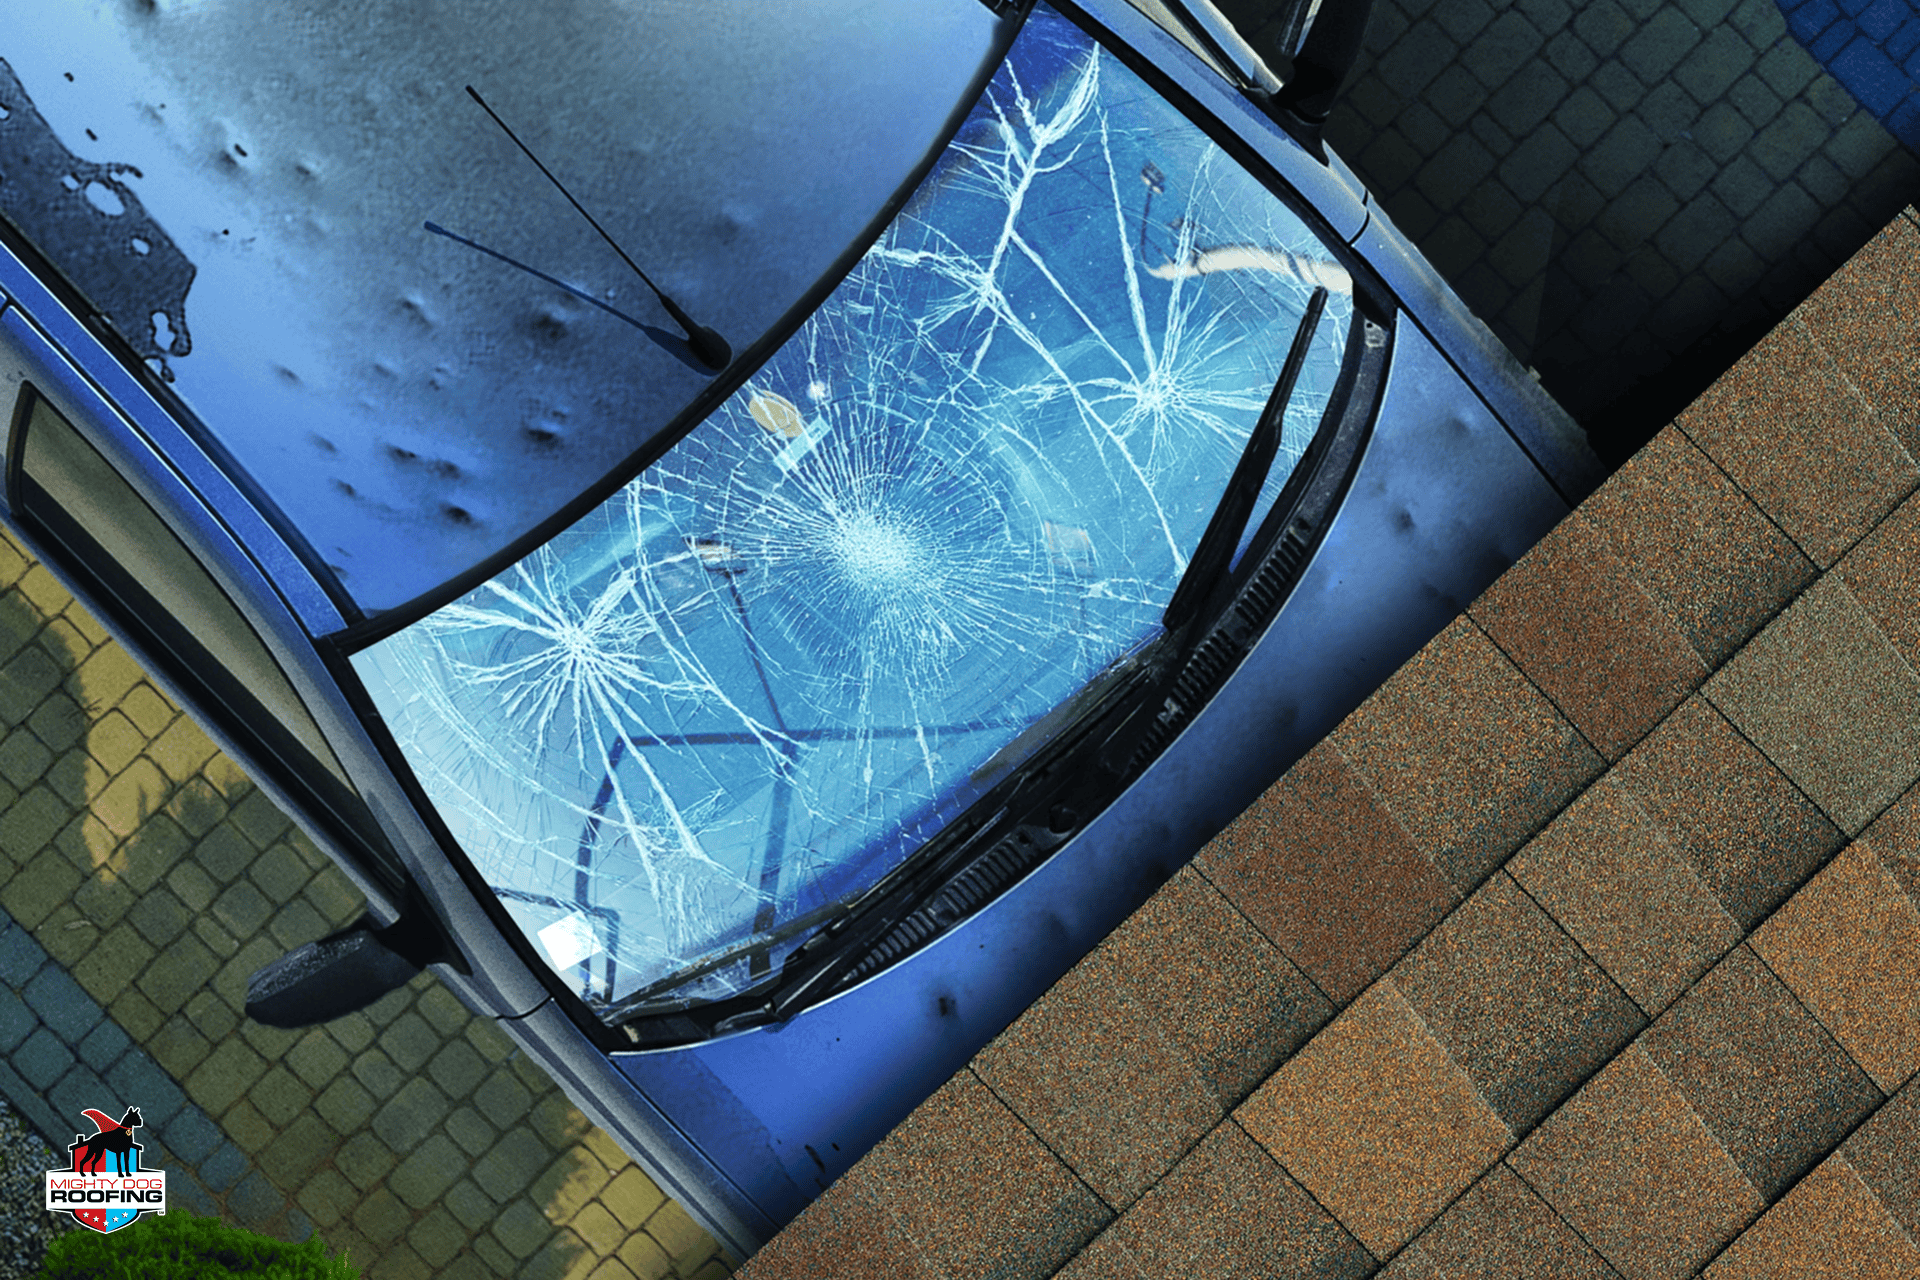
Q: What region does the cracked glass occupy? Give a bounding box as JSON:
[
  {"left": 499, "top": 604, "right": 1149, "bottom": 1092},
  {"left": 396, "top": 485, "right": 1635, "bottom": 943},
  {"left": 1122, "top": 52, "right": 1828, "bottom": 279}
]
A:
[{"left": 352, "top": 3, "right": 1355, "bottom": 1020}]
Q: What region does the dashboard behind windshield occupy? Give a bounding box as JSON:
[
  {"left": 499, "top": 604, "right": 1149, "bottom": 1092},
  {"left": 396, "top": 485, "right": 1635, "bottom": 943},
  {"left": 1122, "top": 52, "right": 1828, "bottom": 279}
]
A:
[{"left": 351, "top": 2, "right": 1356, "bottom": 1022}]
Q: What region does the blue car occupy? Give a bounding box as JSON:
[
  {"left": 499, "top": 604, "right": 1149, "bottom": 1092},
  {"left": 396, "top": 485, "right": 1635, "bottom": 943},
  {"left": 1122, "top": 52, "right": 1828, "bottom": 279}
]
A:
[{"left": 0, "top": 0, "right": 1601, "bottom": 1258}]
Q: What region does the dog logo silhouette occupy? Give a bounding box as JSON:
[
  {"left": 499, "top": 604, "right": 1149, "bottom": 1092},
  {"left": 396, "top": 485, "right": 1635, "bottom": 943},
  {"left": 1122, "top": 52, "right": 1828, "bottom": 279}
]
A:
[{"left": 44, "top": 1104, "right": 166, "bottom": 1233}]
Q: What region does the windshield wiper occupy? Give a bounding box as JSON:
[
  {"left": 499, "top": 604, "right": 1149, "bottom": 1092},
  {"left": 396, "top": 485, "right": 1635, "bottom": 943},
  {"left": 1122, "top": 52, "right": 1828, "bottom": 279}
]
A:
[{"left": 1161, "top": 284, "right": 1327, "bottom": 633}]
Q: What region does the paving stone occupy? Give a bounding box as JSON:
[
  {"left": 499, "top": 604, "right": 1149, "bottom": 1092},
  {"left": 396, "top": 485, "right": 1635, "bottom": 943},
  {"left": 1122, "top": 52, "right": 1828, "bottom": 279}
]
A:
[
  {"left": 354, "top": 1186, "right": 415, "bottom": 1248},
  {"left": 76, "top": 1016, "right": 130, "bottom": 1071},
  {"left": 1753, "top": 101, "right": 1835, "bottom": 182},
  {"left": 373, "top": 1077, "right": 451, "bottom": 1153},
  {"left": 1573, "top": 0, "right": 1635, "bottom": 58},
  {"left": 1433, "top": 0, "right": 1495, "bottom": 46},
  {"left": 1705, "top": 1154, "right": 1920, "bottom": 1279},
  {"left": 1654, "top": 138, "right": 1718, "bottom": 203},
  {"left": 23, "top": 958, "right": 102, "bottom": 1042},
  {"left": 259, "top": 1112, "right": 337, "bottom": 1187},
  {"left": 186, "top": 1038, "right": 270, "bottom": 1116},
  {"left": 1510, "top": 1043, "right": 1763, "bottom": 1279},
  {"left": 645, "top": 1200, "right": 716, "bottom": 1275},
  {"left": 1376, "top": 19, "right": 1458, "bottom": 100},
  {"left": 1751, "top": 837, "right": 1920, "bottom": 1092},
  {"left": 127, "top": 887, "right": 193, "bottom": 949},
  {"left": 1510, "top": 778, "right": 1743, "bottom": 1017},
  {"left": 200, "top": 1140, "right": 248, "bottom": 1194},
  {"left": 476, "top": 1128, "right": 555, "bottom": 1203},
  {"left": 1583, "top": 115, "right": 1665, "bottom": 198},
  {"left": 562, "top": 1203, "right": 623, "bottom": 1260},
  {"left": 1544, "top": 26, "right": 1601, "bottom": 78},
  {"left": 409, "top": 1207, "right": 471, "bottom": 1269},
  {"left": 1239, "top": 980, "right": 1512, "bottom": 1256},
  {"left": 1675, "top": 24, "right": 1758, "bottom": 102},
  {"left": 446, "top": 1106, "right": 497, "bottom": 1159},
  {"left": 1487, "top": 61, "right": 1569, "bottom": 138},
  {"left": 446, "top": 1178, "right": 503, "bottom": 1232},
  {"left": 1499, "top": 123, "right": 1581, "bottom": 204},
  {"left": 107, "top": 988, "right": 164, "bottom": 1042},
  {"left": 1198, "top": 742, "right": 1454, "bottom": 1004},
  {"left": 527, "top": 1145, "right": 614, "bottom": 1231},
  {"left": 3, "top": 848, "right": 82, "bottom": 929},
  {"left": 351, "top": 1049, "right": 407, "bottom": 1102},
  {"left": 1643, "top": 944, "right": 1882, "bottom": 1200},
  {"left": 1728, "top": 71, "right": 1787, "bottom": 127},
  {"left": 392, "top": 1133, "right": 468, "bottom": 1210},
  {"left": 1415, "top": 134, "right": 1498, "bottom": 213},
  {"left": 222, "top": 1098, "right": 276, "bottom": 1157},
  {"left": 602, "top": 1167, "right": 668, "bottom": 1232},
  {"left": 184, "top": 989, "right": 238, "bottom": 1043},
  {"left": 1462, "top": 10, "right": 1548, "bottom": 88}
]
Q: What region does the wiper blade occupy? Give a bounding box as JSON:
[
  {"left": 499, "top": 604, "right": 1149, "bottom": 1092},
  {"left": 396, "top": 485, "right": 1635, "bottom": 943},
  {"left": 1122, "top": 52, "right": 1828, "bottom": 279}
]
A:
[{"left": 1161, "top": 285, "right": 1327, "bottom": 633}]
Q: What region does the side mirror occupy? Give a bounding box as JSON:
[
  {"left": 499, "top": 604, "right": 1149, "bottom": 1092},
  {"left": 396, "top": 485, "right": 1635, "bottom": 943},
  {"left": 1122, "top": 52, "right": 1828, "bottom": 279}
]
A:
[
  {"left": 1267, "top": 0, "right": 1377, "bottom": 157},
  {"left": 245, "top": 912, "right": 441, "bottom": 1028}
]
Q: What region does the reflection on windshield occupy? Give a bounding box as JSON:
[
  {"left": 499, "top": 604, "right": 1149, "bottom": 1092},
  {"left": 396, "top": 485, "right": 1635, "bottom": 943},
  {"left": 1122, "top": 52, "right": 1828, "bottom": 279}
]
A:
[{"left": 353, "top": 4, "right": 1354, "bottom": 1017}]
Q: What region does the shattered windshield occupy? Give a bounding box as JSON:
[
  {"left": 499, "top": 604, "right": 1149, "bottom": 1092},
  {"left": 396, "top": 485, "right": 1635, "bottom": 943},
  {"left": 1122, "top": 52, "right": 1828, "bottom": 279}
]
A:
[{"left": 352, "top": 3, "right": 1356, "bottom": 1019}]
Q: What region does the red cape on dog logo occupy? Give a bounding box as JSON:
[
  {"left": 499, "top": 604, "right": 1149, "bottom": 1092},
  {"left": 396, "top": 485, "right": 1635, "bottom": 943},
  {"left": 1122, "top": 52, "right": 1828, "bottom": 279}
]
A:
[{"left": 44, "top": 1105, "right": 166, "bottom": 1233}]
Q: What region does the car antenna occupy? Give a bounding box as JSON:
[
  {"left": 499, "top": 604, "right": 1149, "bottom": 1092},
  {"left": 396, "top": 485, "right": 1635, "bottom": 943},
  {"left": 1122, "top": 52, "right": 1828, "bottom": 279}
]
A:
[{"left": 464, "top": 84, "right": 732, "bottom": 371}]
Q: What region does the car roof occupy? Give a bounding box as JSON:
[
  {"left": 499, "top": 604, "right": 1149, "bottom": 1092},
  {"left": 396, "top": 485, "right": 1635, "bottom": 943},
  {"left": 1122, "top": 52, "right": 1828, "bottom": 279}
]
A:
[{"left": 2, "top": 0, "right": 1002, "bottom": 614}]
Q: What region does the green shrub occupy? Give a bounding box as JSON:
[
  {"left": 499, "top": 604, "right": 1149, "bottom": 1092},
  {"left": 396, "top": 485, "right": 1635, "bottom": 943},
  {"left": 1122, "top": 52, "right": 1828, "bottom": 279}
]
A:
[{"left": 31, "top": 1212, "right": 357, "bottom": 1279}]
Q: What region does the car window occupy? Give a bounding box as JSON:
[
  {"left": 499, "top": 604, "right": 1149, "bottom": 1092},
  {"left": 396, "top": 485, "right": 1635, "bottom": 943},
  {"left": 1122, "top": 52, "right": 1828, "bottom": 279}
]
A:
[
  {"left": 351, "top": 2, "right": 1356, "bottom": 1019},
  {"left": 10, "top": 387, "right": 404, "bottom": 888}
]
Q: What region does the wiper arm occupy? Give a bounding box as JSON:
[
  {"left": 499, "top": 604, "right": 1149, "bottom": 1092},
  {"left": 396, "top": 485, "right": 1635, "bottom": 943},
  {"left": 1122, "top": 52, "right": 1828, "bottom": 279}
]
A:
[{"left": 1161, "top": 285, "right": 1327, "bottom": 633}]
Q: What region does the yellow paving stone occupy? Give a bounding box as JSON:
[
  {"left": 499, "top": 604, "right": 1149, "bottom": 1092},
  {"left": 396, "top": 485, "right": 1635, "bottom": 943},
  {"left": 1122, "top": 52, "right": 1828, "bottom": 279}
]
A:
[
  {"left": 297, "top": 1168, "right": 359, "bottom": 1228},
  {"left": 71, "top": 921, "right": 154, "bottom": 1004},
  {"left": 472, "top": 1233, "right": 519, "bottom": 1276},
  {"left": 148, "top": 715, "right": 220, "bottom": 785},
  {"left": 260, "top": 1113, "right": 337, "bottom": 1187},
  {"left": 408, "top": 1207, "right": 470, "bottom": 1269},
  {"left": 522, "top": 1229, "right": 599, "bottom": 1280},
  {"left": 569, "top": 1202, "right": 627, "bottom": 1257},
  {"left": 617, "top": 1231, "right": 674, "bottom": 1280},
  {"left": 493, "top": 1198, "right": 557, "bottom": 1260},
  {"left": 4, "top": 848, "right": 83, "bottom": 927},
  {"left": 354, "top": 1188, "right": 415, "bottom": 1248},
  {"left": 372, "top": 1241, "right": 434, "bottom": 1280},
  {"left": 185, "top": 987, "right": 240, "bottom": 1042},
  {"left": 187, "top": 1038, "right": 270, "bottom": 1114},
  {"left": 166, "top": 858, "right": 218, "bottom": 912},
  {"left": 36, "top": 905, "right": 96, "bottom": 968},
  {"left": 586, "top": 1258, "right": 641, "bottom": 1280},
  {"left": 72, "top": 865, "right": 136, "bottom": 925},
  {"left": 0, "top": 784, "right": 69, "bottom": 858},
  {"left": 252, "top": 1064, "right": 316, "bottom": 1127},
  {"left": 107, "top": 986, "right": 164, "bottom": 1041},
  {"left": 336, "top": 1131, "right": 399, "bottom": 1193},
  {"left": 57, "top": 599, "right": 109, "bottom": 648},
  {"left": 445, "top": 1106, "right": 497, "bottom": 1158},
  {"left": 193, "top": 915, "right": 240, "bottom": 960},
  {"left": 117, "top": 680, "right": 175, "bottom": 736},
  {"left": 16, "top": 562, "right": 74, "bottom": 617},
  {"left": 286, "top": 1028, "right": 351, "bottom": 1090},
  {"left": 148, "top": 1016, "right": 214, "bottom": 1081},
  {"left": 315, "top": 1076, "right": 378, "bottom": 1135},
  {"left": 43, "top": 749, "right": 108, "bottom": 811},
  {"left": 446, "top": 1179, "right": 503, "bottom": 1232},
  {"left": 69, "top": 642, "right": 147, "bottom": 711},
  {"left": 222, "top": 1097, "right": 277, "bottom": 1156},
  {"left": 644, "top": 1201, "right": 712, "bottom": 1275},
  {"left": 601, "top": 1168, "right": 667, "bottom": 1232},
  {"left": 533, "top": 1146, "right": 614, "bottom": 1226},
  {"left": 87, "top": 709, "right": 146, "bottom": 775}
]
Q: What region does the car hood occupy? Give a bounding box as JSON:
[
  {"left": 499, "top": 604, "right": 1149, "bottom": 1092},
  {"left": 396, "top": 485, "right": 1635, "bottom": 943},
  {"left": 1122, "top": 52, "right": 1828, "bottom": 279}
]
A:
[{"left": 1, "top": 0, "right": 1001, "bottom": 612}]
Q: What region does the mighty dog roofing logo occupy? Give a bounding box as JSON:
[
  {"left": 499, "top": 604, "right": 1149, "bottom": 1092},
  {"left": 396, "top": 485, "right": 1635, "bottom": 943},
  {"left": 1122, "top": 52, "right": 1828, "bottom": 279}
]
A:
[{"left": 42, "top": 1105, "right": 166, "bottom": 1233}]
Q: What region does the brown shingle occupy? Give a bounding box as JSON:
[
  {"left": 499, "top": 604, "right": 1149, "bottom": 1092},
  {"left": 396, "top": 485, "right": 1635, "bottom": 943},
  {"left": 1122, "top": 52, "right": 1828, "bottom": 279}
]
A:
[
  {"left": 734, "top": 1168, "right": 926, "bottom": 1280},
  {"left": 1237, "top": 979, "right": 1511, "bottom": 1258},
  {"left": 1332, "top": 616, "right": 1603, "bottom": 893},
  {"left": 1196, "top": 741, "right": 1454, "bottom": 1004},
  {"left": 1576, "top": 427, "right": 1815, "bottom": 668},
  {"left": 1701, "top": 1155, "right": 1920, "bottom": 1280},
  {"left": 1843, "top": 1082, "right": 1920, "bottom": 1238},
  {"left": 1840, "top": 488, "right": 1920, "bottom": 677},
  {"left": 1862, "top": 780, "right": 1920, "bottom": 906},
  {"left": 1640, "top": 945, "right": 1882, "bottom": 1201},
  {"left": 1703, "top": 575, "right": 1920, "bottom": 835},
  {"left": 1509, "top": 1043, "right": 1763, "bottom": 1280},
  {"left": 1674, "top": 312, "right": 1918, "bottom": 569},
  {"left": 1750, "top": 837, "right": 1920, "bottom": 1092},
  {"left": 1099, "top": 866, "right": 1333, "bottom": 1107},
  {"left": 1614, "top": 696, "right": 1843, "bottom": 928},
  {"left": 972, "top": 942, "right": 1221, "bottom": 1208},
  {"left": 1087, "top": 1121, "right": 1372, "bottom": 1279},
  {"left": 1394, "top": 872, "right": 1645, "bottom": 1133},
  {"left": 1380, "top": 1163, "right": 1621, "bottom": 1280},
  {"left": 1790, "top": 208, "right": 1920, "bottom": 461},
  {"left": 1508, "top": 777, "right": 1742, "bottom": 1017},
  {"left": 1468, "top": 513, "right": 1706, "bottom": 760},
  {"left": 856, "top": 1072, "right": 1110, "bottom": 1280}
]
